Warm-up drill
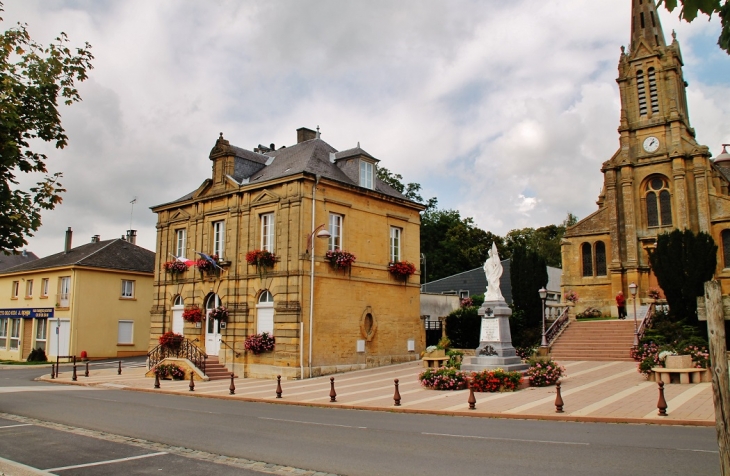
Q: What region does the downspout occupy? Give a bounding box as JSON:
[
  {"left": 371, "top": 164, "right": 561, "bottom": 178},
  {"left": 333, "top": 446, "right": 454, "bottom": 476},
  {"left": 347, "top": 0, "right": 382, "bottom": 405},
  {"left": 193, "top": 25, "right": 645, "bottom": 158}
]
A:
[{"left": 308, "top": 175, "right": 320, "bottom": 378}]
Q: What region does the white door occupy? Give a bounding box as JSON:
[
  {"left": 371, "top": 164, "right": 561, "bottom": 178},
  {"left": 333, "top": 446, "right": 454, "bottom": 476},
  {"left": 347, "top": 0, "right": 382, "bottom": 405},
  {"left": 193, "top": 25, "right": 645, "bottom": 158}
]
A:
[
  {"left": 172, "top": 296, "right": 184, "bottom": 335},
  {"left": 205, "top": 295, "right": 221, "bottom": 355},
  {"left": 48, "top": 319, "right": 70, "bottom": 357}
]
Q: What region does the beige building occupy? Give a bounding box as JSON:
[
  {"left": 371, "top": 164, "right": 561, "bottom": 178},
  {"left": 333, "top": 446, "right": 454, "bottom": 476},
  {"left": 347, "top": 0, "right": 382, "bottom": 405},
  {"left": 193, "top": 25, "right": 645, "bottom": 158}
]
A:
[
  {"left": 150, "top": 127, "right": 425, "bottom": 379},
  {"left": 0, "top": 230, "right": 154, "bottom": 360},
  {"left": 562, "top": 0, "right": 730, "bottom": 315}
]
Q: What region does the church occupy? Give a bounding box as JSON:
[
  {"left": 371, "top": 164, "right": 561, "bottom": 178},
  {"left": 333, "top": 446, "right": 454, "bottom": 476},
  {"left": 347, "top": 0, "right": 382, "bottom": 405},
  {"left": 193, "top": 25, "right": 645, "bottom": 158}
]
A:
[{"left": 562, "top": 0, "right": 730, "bottom": 316}]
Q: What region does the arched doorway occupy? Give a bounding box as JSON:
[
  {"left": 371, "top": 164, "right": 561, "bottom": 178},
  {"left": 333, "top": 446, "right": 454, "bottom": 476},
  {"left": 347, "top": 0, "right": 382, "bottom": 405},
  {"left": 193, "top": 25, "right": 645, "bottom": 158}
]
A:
[
  {"left": 256, "top": 291, "right": 274, "bottom": 335},
  {"left": 205, "top": 294, "right": 221, "bottom": 355},
  {"left": 172, "top": 295, "right": 184, "bottom": 335}
]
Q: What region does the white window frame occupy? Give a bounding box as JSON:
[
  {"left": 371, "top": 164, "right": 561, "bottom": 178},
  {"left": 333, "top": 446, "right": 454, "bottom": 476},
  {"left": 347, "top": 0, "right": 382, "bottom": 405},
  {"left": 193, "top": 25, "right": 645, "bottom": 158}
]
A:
[
  {"left": 261, "top": 213, "right": 275, "bottom": 252},
  {"left": 329, "top": 213, "right": 343, "bottom": 251},
  {"left": 25, "top": 280, "right": 33, "bottom": 298},
  {"left": 117, "top": 320, "right": 134, "bottom": 345},
  {"left": 35, "top": 318, "right": 47, "bottom": 351},
  {"left": 257, "top": 291, "right": 274, "bottom": 335},
  {"left": 121, "top": 280, "right": 135, "bottom": 299},
  {"left": 11, "top": 281, "right": 18, "bottom": 298},
  {"left": 0, "top": 318, "right": 7, "bottom": 349},
  {"left": 10, "top": 318, "right": 20, "bottom": 350},
  {"left": 390, "top": 227, "right": 402, "bottom": 262},
  {"left": 175, "top": 229, "right": 187, "bottom": 258},
  {"left": 212, "top": 221, "right": 225, "bottom": 258},
  {"left": 360, "top": 160, "right": 374, "bottom": 189},
  {"left": 41, "top": 278, "right": 49, "bottom": 297}
]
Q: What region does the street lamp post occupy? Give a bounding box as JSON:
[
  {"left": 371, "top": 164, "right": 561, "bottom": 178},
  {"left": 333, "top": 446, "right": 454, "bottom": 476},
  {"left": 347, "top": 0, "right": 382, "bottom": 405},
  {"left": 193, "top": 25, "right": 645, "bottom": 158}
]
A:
[
  {"left": 307, "top": 223, "right": 331, "bottom": 379},
  {"left": 629, "top": 282, "right": 638, "bottom": 346},
  {"left": 539, "top": 287, "right": 548, "bottom": 348}
]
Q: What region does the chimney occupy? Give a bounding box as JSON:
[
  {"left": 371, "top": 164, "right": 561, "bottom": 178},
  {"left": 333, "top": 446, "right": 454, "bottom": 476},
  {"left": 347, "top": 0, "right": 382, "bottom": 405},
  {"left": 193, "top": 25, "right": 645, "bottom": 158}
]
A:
[
  {"left": 64, "top": 227, "right": 72, "bottom": 254},
  {"left": 296, "top": 127, "right": 317, "bottom": 143},
  {"left": 126, "top": 230, "right": 137, "bottom": 245},
  {"left": 91, "top": 235, "right": 100, "bottom": 243}
]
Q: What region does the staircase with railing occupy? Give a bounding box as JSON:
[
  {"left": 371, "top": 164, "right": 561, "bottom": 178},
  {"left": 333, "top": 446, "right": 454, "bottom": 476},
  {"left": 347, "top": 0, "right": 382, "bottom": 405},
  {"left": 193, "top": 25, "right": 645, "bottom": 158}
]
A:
[{"left": 148, "top": 338, "right": 207, "bottom": 376}]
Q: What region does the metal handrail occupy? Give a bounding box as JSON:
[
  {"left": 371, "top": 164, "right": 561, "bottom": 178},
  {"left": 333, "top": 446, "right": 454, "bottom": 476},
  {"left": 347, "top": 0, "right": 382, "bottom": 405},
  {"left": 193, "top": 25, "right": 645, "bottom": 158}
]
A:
[
  {"left": 545, "top": 306, "right": 570, "bottom": 345},
  {"left": 637, "top": 302, "right": 656, "bottom": 341},
  {"left": 220, "top": 339, "right": 241, "bottom": 357},
  {"left": 147, "top": 337, "right": 207, "bottom": 375}
]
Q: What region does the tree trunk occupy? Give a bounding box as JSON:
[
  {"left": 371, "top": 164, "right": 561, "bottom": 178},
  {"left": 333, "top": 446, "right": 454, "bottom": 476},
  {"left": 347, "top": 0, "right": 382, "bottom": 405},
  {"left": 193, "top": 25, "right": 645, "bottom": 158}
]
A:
[{"left": 705, "top": 280, "right": 730, "bottom": 475}]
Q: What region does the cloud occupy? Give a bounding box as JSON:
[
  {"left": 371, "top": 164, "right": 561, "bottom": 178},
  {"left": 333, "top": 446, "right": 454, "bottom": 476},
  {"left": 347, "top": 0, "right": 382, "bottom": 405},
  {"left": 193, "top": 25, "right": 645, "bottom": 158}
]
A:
[{"left": 1, "top": 0, "right": 728, "bottom": 256}]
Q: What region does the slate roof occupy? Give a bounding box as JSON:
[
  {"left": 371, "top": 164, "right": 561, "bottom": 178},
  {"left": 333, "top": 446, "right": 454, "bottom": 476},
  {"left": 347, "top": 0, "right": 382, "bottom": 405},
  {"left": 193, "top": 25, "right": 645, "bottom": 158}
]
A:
[
  {"left": 0, "top": 252, "right": 39, "bottom": 272},
  {"left": 153, "top": 136, "right": 416, "bottom": 209},
  {"left": 0, "top": 239, "right": 155, "bottom": 275}
]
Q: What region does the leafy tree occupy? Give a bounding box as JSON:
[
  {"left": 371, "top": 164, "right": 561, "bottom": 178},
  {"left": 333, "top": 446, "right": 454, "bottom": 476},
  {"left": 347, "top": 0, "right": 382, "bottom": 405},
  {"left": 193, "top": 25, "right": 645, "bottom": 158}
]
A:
[
  {"left": 0, "top": 4, "right": 93, "bottom": 252},
  {"left": 658, "top": 0, "right": 730, "bottom": 54},
  {"left": 445, "top": 305, "right": 481, "bottom": 349},
  {"left": 648, "top": 229, "right": 717, "bottom": 331},
  {"left": 377, "top": 166, "right": 437, "bottom": 210},
  {"left": 509, "top": 245, "right": 548, "bottom": 347}
]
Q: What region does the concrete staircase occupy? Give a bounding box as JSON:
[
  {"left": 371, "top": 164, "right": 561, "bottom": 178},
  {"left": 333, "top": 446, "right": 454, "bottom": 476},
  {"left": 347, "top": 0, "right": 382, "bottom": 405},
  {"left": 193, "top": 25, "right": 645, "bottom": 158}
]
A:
[
  {"left": 549, "top": 319, "right": 636, "bottom": 361},
  {"left": 205, "top": 356, "right": 235, "bottom": 380}
]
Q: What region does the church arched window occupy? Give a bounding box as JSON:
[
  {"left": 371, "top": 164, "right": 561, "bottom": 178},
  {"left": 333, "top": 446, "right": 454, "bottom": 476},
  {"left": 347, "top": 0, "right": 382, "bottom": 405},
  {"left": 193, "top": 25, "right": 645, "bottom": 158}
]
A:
[
  {"left": 595, "top": 241, "right": 607, "bottom": 276},
  {"left": 637, "top": 70, "right": 647, "bottom": 116},
  {"left": 645, "top": 176, "right": 672, "bottom": 227},
  {"left": 581, "top": 243, "right": 593, "bottom": 277},
  {"left": 648, "top": 68, "right": 659, "bottom": 114},
  {"left": 723, "top": 230, "right": 730, "bottom": 268}
]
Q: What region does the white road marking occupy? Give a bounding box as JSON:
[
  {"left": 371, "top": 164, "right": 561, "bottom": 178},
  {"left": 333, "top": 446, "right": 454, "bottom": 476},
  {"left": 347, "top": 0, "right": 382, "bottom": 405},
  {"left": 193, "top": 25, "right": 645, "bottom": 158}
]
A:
[
  {"left": 422, "top": 432, "right": 590, "bottom": 446},
  {"left": 0, "top": 423, "right": 32, "bottom": 429},
  {"left": 44, "top": 452, "right": 167, "bottom": 471},
  {"left": 258, "top": 417, "right": 366, "bottom": 429}
]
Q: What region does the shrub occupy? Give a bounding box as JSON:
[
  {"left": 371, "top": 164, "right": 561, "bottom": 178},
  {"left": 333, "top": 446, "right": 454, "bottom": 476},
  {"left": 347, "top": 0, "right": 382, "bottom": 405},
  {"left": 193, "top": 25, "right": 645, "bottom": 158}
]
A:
[
  {"left": 515, "top": 345, "right": 536, "bottom": 361},
  {"left": 469, "top": 369, "right": 522, "bottom": 392},
  {"left": 634, "top": 337, "right": 710, "bottom": 377},
  {"left": 525, "top": 358, "right": 565, "bottom": 387},
  {"left": 26, "top": 347, "right": 47, "bottom": 362},
  {"left": 419, "top": 367, "right": 469, "bottom": 390},
  {"left": 576, "top": 307, "right": 602, "bottom": 319},
  {"left": 244, "top": 332, "right": 275, "bottom": 354},
  {"left": 445, "top": 306, "right": 481, "bottom": 349},
  {"left": 446, "top": 349, "right": 463, "bottom": 369}
]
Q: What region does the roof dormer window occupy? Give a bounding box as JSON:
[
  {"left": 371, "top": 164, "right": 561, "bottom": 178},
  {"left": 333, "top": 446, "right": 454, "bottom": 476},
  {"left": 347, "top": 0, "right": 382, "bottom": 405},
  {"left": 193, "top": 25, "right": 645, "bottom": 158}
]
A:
[{"left": 360, "top": 160, "right": 374, "bottom": 190}]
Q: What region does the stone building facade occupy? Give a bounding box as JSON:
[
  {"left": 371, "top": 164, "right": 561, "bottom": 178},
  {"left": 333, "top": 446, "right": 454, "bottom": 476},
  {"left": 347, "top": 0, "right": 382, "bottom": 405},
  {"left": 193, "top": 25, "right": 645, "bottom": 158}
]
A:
[
  {"left": 562, "top": 0, "right": 730, "bottom": 315},
  {"left": 150, "top": 127, "right": 425, "bottom": 379}
]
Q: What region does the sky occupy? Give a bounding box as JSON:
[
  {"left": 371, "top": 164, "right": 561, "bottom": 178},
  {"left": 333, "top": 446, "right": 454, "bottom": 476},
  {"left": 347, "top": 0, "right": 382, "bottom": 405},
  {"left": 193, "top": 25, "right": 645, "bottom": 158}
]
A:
[{"left": 4, "top": 0, "right": 730, "bottom": 257}]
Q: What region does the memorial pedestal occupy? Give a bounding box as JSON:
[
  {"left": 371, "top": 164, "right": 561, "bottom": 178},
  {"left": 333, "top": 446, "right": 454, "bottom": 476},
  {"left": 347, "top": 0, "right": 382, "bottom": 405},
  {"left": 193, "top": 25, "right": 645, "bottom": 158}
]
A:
[{"left": 460, "top": 300, "right": 528, "bottom": 373}]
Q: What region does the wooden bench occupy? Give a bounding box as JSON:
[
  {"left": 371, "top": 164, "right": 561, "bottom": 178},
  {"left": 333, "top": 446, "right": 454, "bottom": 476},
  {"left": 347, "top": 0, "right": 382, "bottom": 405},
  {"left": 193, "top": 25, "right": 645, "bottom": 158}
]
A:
[
  {"left": 423, "top": 356, "right": 450, "bottom": 368},
  {"left": 651, "top": 367, "right": 709, "bottom": 384}
]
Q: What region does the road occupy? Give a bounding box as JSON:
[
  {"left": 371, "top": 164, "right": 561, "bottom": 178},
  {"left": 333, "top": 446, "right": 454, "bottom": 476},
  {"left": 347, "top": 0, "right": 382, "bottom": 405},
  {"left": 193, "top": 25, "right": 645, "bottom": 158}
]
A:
[{"left": 0, "top": 362, "right": 722, "bottom": 475}]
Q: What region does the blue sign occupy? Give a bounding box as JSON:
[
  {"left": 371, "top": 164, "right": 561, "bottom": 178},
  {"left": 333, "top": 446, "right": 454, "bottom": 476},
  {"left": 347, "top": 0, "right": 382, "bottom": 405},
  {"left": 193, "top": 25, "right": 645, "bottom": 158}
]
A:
[{"left": 0, "top": 308, "right": 55, "bottom": 319}]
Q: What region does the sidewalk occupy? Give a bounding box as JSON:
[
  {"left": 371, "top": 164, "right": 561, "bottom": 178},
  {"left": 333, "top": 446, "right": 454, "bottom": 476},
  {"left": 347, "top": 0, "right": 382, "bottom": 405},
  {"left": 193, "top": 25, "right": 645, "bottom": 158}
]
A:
[{"left": 39, "top": 360, "right": 715, "bottom": 426}]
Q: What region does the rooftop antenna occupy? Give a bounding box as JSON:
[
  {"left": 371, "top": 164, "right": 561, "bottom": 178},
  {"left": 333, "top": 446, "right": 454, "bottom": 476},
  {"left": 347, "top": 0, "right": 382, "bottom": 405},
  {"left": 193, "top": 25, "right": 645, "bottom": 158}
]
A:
[{"left": 129, "top": 197, "right": 137, "bottom": 231}]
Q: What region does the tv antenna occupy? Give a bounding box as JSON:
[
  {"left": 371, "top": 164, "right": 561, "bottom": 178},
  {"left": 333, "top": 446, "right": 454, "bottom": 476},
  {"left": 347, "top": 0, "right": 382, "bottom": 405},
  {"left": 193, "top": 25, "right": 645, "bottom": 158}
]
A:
[{"left": 129, "top": 197, "right": 137, "bottom": 230}]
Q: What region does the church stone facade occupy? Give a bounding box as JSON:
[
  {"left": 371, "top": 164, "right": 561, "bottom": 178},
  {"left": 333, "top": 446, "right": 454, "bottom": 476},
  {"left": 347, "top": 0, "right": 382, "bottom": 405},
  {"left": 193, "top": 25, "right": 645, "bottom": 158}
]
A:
[{"left": 562, "top": 0, "right": 730, "bottom": 316}]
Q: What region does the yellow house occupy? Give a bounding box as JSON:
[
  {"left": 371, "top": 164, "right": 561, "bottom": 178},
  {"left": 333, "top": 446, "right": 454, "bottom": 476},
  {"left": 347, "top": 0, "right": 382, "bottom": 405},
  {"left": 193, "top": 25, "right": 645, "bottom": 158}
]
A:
[
  {"left": 150, "top": 127, "right": 426, "bottom": 379},
  {"left": 0, "top": 230, "right": 154, "bottom": 360},
  {"left": 562, "top": 0, "right": 730, "bottom": 315}
]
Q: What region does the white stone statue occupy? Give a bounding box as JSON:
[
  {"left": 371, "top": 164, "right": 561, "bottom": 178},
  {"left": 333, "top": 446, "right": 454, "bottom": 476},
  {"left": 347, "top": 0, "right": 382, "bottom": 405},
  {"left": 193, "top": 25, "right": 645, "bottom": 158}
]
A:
[{"left": 483, "top": 242, "right": 504, "bottom": 302}]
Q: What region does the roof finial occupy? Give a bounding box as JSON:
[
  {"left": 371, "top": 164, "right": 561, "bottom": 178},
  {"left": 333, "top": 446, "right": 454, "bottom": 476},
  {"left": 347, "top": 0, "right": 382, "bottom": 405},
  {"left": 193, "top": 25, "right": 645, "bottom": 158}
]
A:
[{"left": 316, "top": 125, "right": 320, "bottom": 139}]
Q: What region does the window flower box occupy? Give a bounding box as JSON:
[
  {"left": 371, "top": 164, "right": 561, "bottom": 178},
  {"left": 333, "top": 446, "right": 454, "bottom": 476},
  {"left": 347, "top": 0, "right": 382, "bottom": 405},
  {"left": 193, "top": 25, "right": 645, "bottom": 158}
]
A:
[
  {"left": 246, "top": 250, "right": 277, "bottom": 277},
  {"left": 195, "top": 254, "right": 220, "bottom": 276},
  {"left": 325, "top": 250, "right": 356, "bottom": 271},
  {"left": 163, "top": 260, "right": 189, "bottom": 276},
  {"left": 388, "top": 260, "right": 416, "bottom": 282}
]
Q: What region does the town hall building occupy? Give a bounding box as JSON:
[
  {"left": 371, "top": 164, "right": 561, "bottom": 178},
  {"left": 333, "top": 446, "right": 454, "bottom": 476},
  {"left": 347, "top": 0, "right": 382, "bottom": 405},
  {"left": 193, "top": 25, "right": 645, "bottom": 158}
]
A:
[{"left": 562, "top": 0, "right": 730, "bottom": 315}]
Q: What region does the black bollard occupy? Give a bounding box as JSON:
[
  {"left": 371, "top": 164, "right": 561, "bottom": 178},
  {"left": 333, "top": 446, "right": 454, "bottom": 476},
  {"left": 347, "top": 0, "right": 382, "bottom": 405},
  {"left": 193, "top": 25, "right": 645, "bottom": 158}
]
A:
[
  {"left": 276, "top": 375, "right": 282, "bottom": 398},
  {"left": 154, "top": 373, "right": 160, "bottom": 389},
  {"left": 329, "top": 377, "right": 337, "bottom": 402},
  {"left": 468, "top": 384, "right": 477, "bottom": 410},
  {"left": 555, "top": 381, "right": 564, "bottom": 413},
  {"left": 118, "top": 360, "right": 122, "bottom": 375},
  {"left": 72, "top": 356, "right": 77, "bottom": 381},
  {"left": 189, "top": 372, "right": 195, "bottom": 392},
  {"left": 50, "top": 363, "right": 55, "bottom": 379},
  {"left": 657, "top": 381, "right": 668, "bottom": 416},
  {"left": 84, "top": 361, "right": 89, "bottom": 378},
  {"left": 393, "top": 379, "right": 401, "bottom": 406},
  {"left": 229, "top": 373, "right": 235, "bottom": 395}
]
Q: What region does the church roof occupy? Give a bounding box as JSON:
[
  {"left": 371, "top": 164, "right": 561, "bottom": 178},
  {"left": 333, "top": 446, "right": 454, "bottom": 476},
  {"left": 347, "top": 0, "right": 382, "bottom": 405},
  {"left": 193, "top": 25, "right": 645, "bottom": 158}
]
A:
[{"left": 630, "top": 0, "right": 667, "bottom": 52}]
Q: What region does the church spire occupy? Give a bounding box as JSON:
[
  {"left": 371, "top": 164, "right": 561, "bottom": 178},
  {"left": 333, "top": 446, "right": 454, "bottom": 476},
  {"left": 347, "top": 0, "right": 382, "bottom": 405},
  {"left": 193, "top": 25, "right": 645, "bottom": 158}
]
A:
[{"left": 630, "top": 0, "right": 666, "bottom": 52}]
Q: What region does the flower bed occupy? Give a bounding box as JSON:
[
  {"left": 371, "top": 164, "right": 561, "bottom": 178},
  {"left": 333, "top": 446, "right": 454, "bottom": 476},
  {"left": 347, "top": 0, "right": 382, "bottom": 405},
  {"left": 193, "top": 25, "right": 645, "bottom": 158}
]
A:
[
  {"left": 388, "top": 260, "right": 416, "bottom": 280},
  {"left": 158, "top": 331, "right": 184, "bottom": 350},
  {"left": 469, "top": 369, "right": 523, "bottom": 392},
  {"left": 419, "top": 367, "right": 469, "bottom": 390},
  {"left": 244, "top": 332, "right": 275, "bottom": 354},
  {"left": 575, "top": 307, "right": 602, "bottom": 319},
  {"left": 635, "top": 340, "right": 710, "bottom": 377},
  {"left": 325, "top": 249, "right": 356, "bottom": 270},
  {"left": 154, "top": 363, "right": 185, "bottom": 380},
  {"left": 525, "top": 358, "right": 565, "bottom": 387},
  {"left": 182, "top": 306, "right": 203, "bottom": 323}
]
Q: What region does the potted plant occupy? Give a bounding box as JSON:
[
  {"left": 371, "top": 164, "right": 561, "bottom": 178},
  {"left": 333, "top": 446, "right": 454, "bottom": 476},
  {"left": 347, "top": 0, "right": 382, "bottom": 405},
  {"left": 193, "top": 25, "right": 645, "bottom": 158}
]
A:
[
  {"left": 387, "top": 260, "right": 416, "bottom": 283},
  {"left": 246, "top": 250, "right": 277, "bottom": 277},
  {"left": 324, "top": 249, "right": 356, "bottom": 272},
  {"left": 244, "top": 332, "right": 275, "bottom": 354},
  {"left": 158, "top": 331, "right": 184, "bottom": 351},
  {"left": 564, "top": 290, "right": 579, "bottom": 305},
  {"left": 195, "top": 254, "right": 220, "bottom": 277},
  {"left": 182, "top": 306, "right": 204, "bottom": 325},
  {"left": 208, "top": 305, "right": 229, "bottom": 322}
]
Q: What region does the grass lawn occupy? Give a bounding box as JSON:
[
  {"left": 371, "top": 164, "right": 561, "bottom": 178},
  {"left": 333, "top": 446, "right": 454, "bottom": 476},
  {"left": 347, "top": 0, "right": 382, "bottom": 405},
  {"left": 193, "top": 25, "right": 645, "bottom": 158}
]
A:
[{"left": 0, "top": 360, "right": 50, "bottom": 365}]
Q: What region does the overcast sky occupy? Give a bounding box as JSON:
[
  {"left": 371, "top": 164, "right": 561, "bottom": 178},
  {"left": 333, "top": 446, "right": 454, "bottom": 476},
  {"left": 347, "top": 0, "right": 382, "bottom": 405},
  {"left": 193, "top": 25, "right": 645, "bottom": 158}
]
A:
[{"left": 4, "top": 1, "right": 730, "bottom": 257}]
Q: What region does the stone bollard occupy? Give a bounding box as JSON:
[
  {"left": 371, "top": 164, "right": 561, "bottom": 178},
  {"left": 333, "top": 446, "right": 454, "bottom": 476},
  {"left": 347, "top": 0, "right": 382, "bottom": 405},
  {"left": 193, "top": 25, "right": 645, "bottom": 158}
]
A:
[
  {"left": 468, "top": 384, "right": 477, "bottom": 410},
  {"left": 657, "top": 381, "right": 668, "bottom": 416},
  {"left": 118, "top": 360, "right": 122, "bottom": 375},
  {"left": 154, "top": 373, "right": 160, "bottom": 389},
  {"left": 276, "top": 375, "right": 282, "bottom": 399},
  {"left": 84, "top": 361, "right": 89, "bottom": 378},
  {"left": 189, "top": 372, "right": 195, "bottom": 392},
  {"left": 394, "top": 379, "right": 401, "bottom": 406},
  {"left": 72, "top": 356, "right": 77, "bottom": 382},
  {"left": 229, "top": 373, "right": 235, "bottom": 395},
  {"left": 555, "top": 381, "right": 564, "bottom": 413},
  {"left": 50, "top": 363, "right": 55, "bottom": 379},
  {"left": 329, "top": 377, "right": 337, "bottom": 402}
]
